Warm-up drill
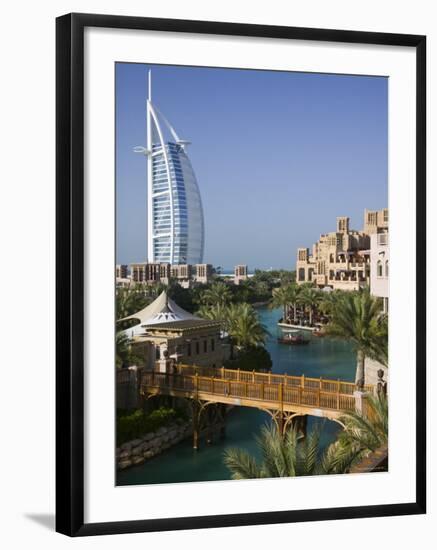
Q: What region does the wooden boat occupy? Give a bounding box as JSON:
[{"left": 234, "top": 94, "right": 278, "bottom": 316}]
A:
[{"left": 277, "top": 334, "right": 310, "bottom": 345}]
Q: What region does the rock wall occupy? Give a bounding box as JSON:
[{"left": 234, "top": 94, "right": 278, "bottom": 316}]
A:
[{"left": 117, "top": 418, "right": 192, "bottom": 470}]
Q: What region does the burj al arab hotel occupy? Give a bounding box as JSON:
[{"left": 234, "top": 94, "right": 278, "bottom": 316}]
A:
[{"left": 135, "top": 71, "right": 205, "bottom": 265}]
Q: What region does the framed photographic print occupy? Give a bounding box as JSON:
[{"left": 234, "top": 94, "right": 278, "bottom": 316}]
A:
[{"left": 56, "top": 13, "right": 426, "bottom": 536}]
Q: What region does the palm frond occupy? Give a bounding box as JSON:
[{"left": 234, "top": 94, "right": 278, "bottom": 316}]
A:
[{"left": 223, "top": 448, "right": 263, "bottom": 480}]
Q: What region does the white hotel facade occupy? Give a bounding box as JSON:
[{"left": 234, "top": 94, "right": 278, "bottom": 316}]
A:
[{"left": 136, "top": 71, "right": 205, "bottom": 265}]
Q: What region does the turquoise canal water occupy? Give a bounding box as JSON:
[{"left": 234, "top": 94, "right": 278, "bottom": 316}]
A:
[{"left": 117, "top": 306, "right": 356, "bottom": 486}]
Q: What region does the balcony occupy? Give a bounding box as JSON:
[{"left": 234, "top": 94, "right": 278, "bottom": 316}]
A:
[{"left": 377, "top": 233, "right": 388, "bottom": 246}]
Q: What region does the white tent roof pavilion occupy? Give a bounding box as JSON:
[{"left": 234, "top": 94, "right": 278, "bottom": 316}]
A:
[{"left": 118, "top": 290, "right": 200, "bottom": 337}]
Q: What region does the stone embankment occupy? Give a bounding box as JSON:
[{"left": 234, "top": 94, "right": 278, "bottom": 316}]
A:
[{"left": 117, "top": 418, "right": 192, "bottom": 470}]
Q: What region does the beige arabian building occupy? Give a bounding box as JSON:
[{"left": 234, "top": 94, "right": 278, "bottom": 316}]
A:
[
  {"left": 194, "top": 263, "right": 213, "bottom": 284},
  {"left": 118, "top": 291, "right": 227, "bottom": 371},
  {"left": 129, "top": 262, "right": 213, "bottom": 288},
  {"left": 130, "top": 262, "right": 170, "bottom": 285},
  {"left": 365, "top": 227, "right": 389, "bottom": 386},
  {"left": 296, "top": 208, "right": 388, "bottom": 291},
  {"left": 234, "top": 264, "right": 248, "bottom": 285},
  {"left": 115, "top": 264, "right": 130, "bottom": 287},
  {"left": 370, "top": 229, "right": 389, "bottom": 312},
  {"left": 170, "top": 263, "right": 192, "bottom": 288}
]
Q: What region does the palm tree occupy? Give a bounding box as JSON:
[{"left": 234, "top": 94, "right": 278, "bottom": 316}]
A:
[
  {"left": 271, "top": 285, "right": 292, "bottom": 321},
  {"left": 200, "top": 281, "right": 232, "bottom": 307},
  {"left": 116, "top": 285, "right": 150, "bottom": 319},
  {"left": 299, "top": 286, "right": 322, "bottom": 326},
  {"left": 197, "top": 303, "right": 230, "bottom": 331},
  {"left": 271, "top": 283, "right": 302, "bottom": 323},
  {"left": 226, "top": 303, "right": 268, "bottom": 348},
  {"left": 116, "top": 332, "right": 143, "bottom": 368},
  {"left": 373, "top": 313, "right": 388, "bottom": 367},
  {"left": 287, "top": 284, "right": 302, "bottom": 323},
  {"left": 224, "top": 423, "right": 336, "bottom": 479},
  {"left": 326, "top": 289, "right": 387, "bottom": 388},
  {"left": 318, "top": 290, "right": 337, "bottom": 317},
  {"left": 253, "top": 279, "right": 270, "bottom": 300},
  {"left": 323, "top": 393, "right": 388, "bottom": 474}
]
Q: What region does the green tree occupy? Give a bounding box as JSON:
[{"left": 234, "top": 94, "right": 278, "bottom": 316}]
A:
[
  {"left": 116, "top": 285, "right": 151, "bottom": 320},
  {"left": 287, "top": 284, "right": 302, "bottom": 323},
  {"left": 226, "top": 303, "right": 268, "bottom": 348},
  {"left": 271, "top": 285, "right": 292, "bottom": 321},
  {"left": 197, "top": 303, "right": 230, "bottom": 331},
  {"left": 224, "top": 423, "right": 336, "bottom": 479},
  {"left": 115, "top": 332, "right": 143, "bottom": 369},
  {"left": 323, "top": 393, "right": 388, "bottom": 474},
  {"left": 299, "top": 286, "right": 322, "bottom": 326},
  {"left": 318, "top": 290, "right": 337, "bottom": 316},
  {"left": 200, "top": 281, "right": 232, "bottom": 307},
  {"left": 326, "top": 289, "right": 387, "bottom": 387},
  {"left": 232, "top": 279, "right": 252, "bottom": 304}
]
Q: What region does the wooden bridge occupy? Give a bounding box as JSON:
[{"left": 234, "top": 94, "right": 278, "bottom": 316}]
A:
[{"left": 139, "top": 364, "right": 374, "bottom": 448}]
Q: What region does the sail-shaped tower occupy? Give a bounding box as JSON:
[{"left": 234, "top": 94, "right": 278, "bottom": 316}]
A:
[{"left": 136, "top": 71, "right": 205, "bottom": 265}]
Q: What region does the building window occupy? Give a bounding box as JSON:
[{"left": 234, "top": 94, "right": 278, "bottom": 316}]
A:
[
  {"left": 298, "top": 268, "right": 305, "bottom": 281},
  {"left": 385, "top": 260, "right": 389, "bottom": 277},
  {"left": 187, "top": 343, "right": 191, "bottom": 357},
  {"left": 155, "top": 347, "right": 160, "bottom": 360},
  {"left": 377, "top": 260, "right": 383, "bottom": 277},
  {"left": 196, "top": 342, "right": 200, "bottom": 354},
  {"left": 203, "top": 340, "right": 207, "bottom": 353},
  {"left": 211, "top": 339, "right": 215, "bottom": 352}
]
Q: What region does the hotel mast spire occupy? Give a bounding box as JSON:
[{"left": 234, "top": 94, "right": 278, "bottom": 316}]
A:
[{"left": 148, "top": 69, "right": 152, "bottom": 102}]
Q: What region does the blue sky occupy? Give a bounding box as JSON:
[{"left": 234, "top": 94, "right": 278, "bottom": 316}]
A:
[{"left": 116, "top": 63, "right": 387, "bottom": 270}]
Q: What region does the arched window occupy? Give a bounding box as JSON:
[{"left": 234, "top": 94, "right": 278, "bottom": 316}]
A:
[
  {"left": 298, "top": 268, "right": 305, "bottom": 281},
  {"left": 308, "top": 268, "right": 314, "bottom": 281},
  {"left": 385, "top": 260, "right": 389, "bottom": 277},
  {"left": 377, "top": 260, "right": 383, "bottom": 277}
]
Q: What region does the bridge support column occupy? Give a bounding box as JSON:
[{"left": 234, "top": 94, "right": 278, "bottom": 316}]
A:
[
  {"left": 354, "top": 390, "right": 369, "bottom": 416},
  {"left": 219, "top": 404, "right": 227, "bottom": 440},
  {"left": 205, "top": 406, "right": 213, "bottom": 445},
  {"left": 192, "top": 401, "right": 200, "bottom": 450}
]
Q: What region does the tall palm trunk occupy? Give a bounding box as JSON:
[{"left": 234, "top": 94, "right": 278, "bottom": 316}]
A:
[
  {"left": 355, "top": 349, "right": 365, "bottom": 390},
  {"left": 293, "top": 302, "right": 297, "bottom": 323},
  {"left": 229, "top": 337, "right": 235, "bottom": 360}
]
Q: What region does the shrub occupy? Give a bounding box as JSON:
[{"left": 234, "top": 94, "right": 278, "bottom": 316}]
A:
[{"left": 116, "top": 406, "right": 187, "bottom": 445}]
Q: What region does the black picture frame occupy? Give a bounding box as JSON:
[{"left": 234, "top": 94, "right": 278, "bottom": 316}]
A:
[{"left": 56, "top": 12, "right": 426, "bottom": 537}]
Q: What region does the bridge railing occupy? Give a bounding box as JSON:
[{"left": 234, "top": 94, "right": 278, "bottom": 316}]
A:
[
  {"left": 141, "top": 371, "right": 358, "bottom": 412},
  {"left": 173, "top": 364, "right": 373, "bottom": 395}
]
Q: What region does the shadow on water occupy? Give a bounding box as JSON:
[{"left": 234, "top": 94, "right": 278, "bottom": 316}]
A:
[{"left": 117, "top": 306, "right": 356, "bottom": 486}]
